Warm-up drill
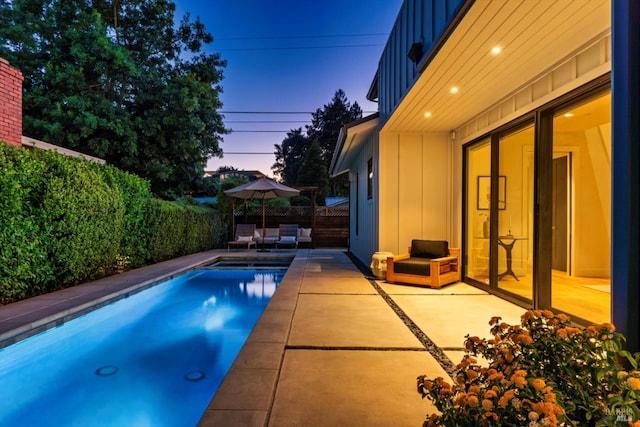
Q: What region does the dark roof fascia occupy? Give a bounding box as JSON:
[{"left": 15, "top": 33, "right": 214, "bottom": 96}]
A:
[
  {"left": 366, "top": 69, "right": 379, "bottom": 102},
  {"left": 329, "top": 113, "right": 379, "bottom": 177},
  {"left": 415, "top": 0, "right": 475, "bottom": 74}
]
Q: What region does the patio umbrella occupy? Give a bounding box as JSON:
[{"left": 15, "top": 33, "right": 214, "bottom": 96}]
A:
[{"left": 224, "top": 178, "right": 300, "bottom": 251}]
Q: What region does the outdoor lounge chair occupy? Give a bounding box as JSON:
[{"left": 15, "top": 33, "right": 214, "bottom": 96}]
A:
[
  {"left": 276, "top": 223, "right": 298, "bottom": 248},
  {"left": 386, "top": 240, "right": 460, "bottom": 289},
  {"left": 227, "top": 223, "right": 257, "bottom": 251}
]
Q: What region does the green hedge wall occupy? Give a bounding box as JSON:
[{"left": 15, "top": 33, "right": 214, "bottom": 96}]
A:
[{"left": 0, "top": 143, "right": 223, "bottom": 303}]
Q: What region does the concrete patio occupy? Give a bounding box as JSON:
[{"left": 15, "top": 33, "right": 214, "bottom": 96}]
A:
[
  {"left": 197, "top": 249, "right": 525, "bottom": 426},
  {"left": 0, "top": 248, "right": 527, "bottom": 426}
]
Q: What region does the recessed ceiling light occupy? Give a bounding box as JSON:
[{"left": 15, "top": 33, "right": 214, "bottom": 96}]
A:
[
  {"left": 424, "top": 112, "right": 432, "bottom": 118},
  {"left": 564, "top": 113, "right": 574, "bottom": 117},
  {"left": 450, "top": 87, "right": 459, "bottom": 94},
  {"left": 491, "top": 46, "right": 502, "bottom": 55}
]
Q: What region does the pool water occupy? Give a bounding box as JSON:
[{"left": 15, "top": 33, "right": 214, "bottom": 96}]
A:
[{"left": 0, "top": 269, "right": 285, "bottom": 426}]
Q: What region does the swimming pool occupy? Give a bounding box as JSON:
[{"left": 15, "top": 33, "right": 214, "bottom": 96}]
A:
[{"left": 0, "top": 268, "right": 286, "bottom": 426}]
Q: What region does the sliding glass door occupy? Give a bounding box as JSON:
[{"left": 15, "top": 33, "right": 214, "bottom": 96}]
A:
[
  {"left": 463, "top": 82, "right": 611, "bottom": 324},
  {"left": 550, "top": 92, "right": 611, "bottom": 323}
]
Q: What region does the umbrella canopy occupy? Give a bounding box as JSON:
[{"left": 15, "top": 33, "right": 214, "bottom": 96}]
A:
[
  {"left": 224, "top": 178, "right": 300, "bottom": 250},
  {"left": 224, "top": 178, "right": 300, "bottom": 200}
]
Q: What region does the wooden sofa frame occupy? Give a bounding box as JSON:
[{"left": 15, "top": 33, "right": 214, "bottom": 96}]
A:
[{"left": 386, "top": 247, "right": 460, "bottom": 289}]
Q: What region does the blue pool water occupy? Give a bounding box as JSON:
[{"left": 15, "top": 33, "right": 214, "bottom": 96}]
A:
[{"left": 0, "top": 268, "right": 285, "bottom": 426}]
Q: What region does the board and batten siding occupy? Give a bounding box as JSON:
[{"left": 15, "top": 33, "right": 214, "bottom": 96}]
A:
[
  {"left": 377, "top": 0, "right": 467, "bottom": 126},
  {"left": 378, "top": 131, "right": 453, "bottom": 256},
  {"left": 348, "top": 132, "right": 380, "bottom": 267}
]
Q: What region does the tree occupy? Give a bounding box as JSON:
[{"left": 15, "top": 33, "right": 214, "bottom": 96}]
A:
[
  {"left": 271, "top": 128, "right": 311, "bottom": 185},
  {"left": 272, "top": 90, "right": 362, "bottom": 195},
  {"left": 296, "top": 140, "right": 329, "bottom": 204},
  {"left": 0, "top": 0, "right": 227, "bottom": 198},
  {"left": 306, "top": 89, "right": 363, "bottom": 169}
]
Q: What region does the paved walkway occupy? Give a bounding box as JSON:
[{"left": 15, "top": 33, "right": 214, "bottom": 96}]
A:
[{"left": 0, "top": 248, "right": 527, "bottom": 426}]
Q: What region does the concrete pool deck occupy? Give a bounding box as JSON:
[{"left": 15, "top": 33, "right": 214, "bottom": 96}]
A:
[{"left": 0, "top": 248, "right": 527, "bottom": 426}]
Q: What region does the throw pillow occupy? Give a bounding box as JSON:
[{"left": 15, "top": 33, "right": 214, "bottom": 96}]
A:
[
  {"left": 301, "top": 228, "right": 312, "bottom": 237},
  {"left": 254, "top": 230, "right": 262, "bottom": 238}
]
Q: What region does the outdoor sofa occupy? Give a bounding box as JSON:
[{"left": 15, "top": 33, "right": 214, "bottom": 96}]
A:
[
  {"left": 386, "top": 239, "right": 460, "bottom": 289},
  {"left": 252, "top": 224, "right": 312, "bottom": 248}
]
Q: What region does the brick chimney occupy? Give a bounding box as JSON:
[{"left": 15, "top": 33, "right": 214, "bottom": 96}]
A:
[{"left": 0, "top": 57, "right": 24, "bottom": 147}]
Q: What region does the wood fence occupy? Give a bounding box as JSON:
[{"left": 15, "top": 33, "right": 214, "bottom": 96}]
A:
[{"left": 232, "top": 206, "right": 349, "bottom": 248}]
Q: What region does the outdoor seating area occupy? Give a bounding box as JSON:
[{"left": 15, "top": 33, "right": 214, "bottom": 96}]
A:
[
  {"left": 386, "top": 240, "right": 460, "bottom": 289},
  {"left": 228, "top": 223, "right": 313, "bottom": 250}
]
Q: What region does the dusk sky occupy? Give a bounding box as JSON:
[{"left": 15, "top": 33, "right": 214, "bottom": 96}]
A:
[{"left": 172, "top": 0, "right": 403, "bottom": 177}]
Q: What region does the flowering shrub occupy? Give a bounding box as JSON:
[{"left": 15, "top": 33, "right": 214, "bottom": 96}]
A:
[{"left": 417, "top": 310, "right": 640, "bottom": 426}]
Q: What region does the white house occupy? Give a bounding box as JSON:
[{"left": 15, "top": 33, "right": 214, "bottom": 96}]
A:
[{"left": 330, "top": 0, "right": 639, "bottom": 350}]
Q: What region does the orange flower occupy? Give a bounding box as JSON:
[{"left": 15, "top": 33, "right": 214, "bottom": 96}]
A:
[
  {"left": 519, "top": 333, "right": 533, "bottom": 345},
  {"left": 600, "top": 322, "right": 616, "bottom": 331},
  {"left": 556, "top": 328, "right": 568, "bottom": 338},
  {"left": 531, "top": 401, "right": 546, "bottom": 414},
  {"left": 466, "top": 370, "right": 479, "bottom": 380},
  {"left": 498, "top": 389, "right": 516, "bottom": 408},
  {"left": 532, "top": 378, "right": 546, "bottom": 391},
  {"left": 465, "top": 395, "right": 479, "bottom": 407},
  {"left": 482, "top": 399, "right": 494, "bottom": 410},
  {"left": 484, "top": 390, "right": 497, "bottom": 399},
  {"left": 557, "top": 313, "right": 570, "bottom": 322},
  {"left": 468, "top": 385, "right": 481, "bottom": 395},
  {"left": 514, "top": 376, "right": 527, "bottom": 389},
  {"left": 564, "top": 326, "right": 581, "bottom": 335},
  {"left": 489, "top": 316, "right": 502, "bottom": 325},
  {"left": 627, "top": 377, "right": 640, "bottom": 390},
  {"left": 619, "top": 371, "right": 630, "bottom": 379},
  {"left": 487, "top": 371, "right": 504, "bottom": 382},
  {"left": 529, "top": 411, "right": 540, "bottom": 421}
]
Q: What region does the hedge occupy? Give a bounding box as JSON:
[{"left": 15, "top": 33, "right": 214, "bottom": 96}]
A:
[{"left": 0, "top": 143, "right": 223, "bottom": 303}]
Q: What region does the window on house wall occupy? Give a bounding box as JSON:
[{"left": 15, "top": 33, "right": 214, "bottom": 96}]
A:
[{"left": 367, "top": 158, "right": 373, "bottom": 199}]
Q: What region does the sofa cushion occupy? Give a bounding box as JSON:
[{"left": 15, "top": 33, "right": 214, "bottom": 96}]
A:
[
  {"left": 394, "top": 258, "right": 432, "bottom": 276},
  {"left": 411, "top": 240, "right": 448, "bottom": 259}
]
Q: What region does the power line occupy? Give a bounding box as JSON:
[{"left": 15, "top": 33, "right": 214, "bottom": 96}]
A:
[
  {"left": 221, "top": 111, "right": 313, "bottom": 114},
  {"left": 215, "top": 43, "right": 383, "bottom": 52},
  {"left": 225, "top": 120, "right": 310, "bottom": 124},
  {"left": 230, "top": 130, "right": 290, "bottom": 133},
  {"left": 215, "top": 33, "right": 388, "bottom": 41},
  {"left": 221, "top": 110, "right": 378, "bottom": 114}
]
